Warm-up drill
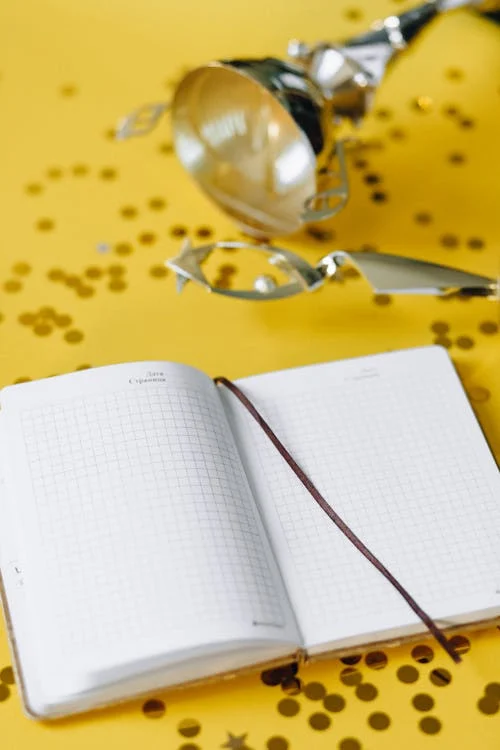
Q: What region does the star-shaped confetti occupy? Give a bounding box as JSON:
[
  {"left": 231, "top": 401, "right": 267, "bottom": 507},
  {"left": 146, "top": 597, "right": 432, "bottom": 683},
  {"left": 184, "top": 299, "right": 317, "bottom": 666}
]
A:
[
  {"left": 221, "top": 731, "right": 252, "bottom": 749},
  {"left": 165, "top": 238, "right": 212, "bottom": 292}
]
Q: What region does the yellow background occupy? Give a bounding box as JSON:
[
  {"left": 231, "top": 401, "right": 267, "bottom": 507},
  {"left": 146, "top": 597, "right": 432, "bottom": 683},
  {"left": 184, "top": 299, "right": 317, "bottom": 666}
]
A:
[{"left": 0, "top": 0, "right": 499, "bottom": 747}]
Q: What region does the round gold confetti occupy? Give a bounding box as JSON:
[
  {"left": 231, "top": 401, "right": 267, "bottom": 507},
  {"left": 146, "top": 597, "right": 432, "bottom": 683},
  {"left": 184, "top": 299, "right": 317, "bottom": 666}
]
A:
[
  {"left": 419, "top": 717, "right": 442, "bottom": 734},
  {"left": 65, "top": 275, "right": 80, "bottom": 288},
  {"left": 77, "top": 285, "right": 95, "bottom": 298},
  {"left": 363, "top": 173, "right": 381, "bottom": 185},
  {"left": 448, "top": 152, "right": 466, "bottom": 165},
  {"left": 373, "top": 294, "right": 392, "bottom": 306},
  {"left": 340, "top": 667, "right": 362, "bottom": 687},
  {"left": 479, "top": 321, "right": 498, "bottom": 335},
  {"left": 397, "top": 665, "right": 419, "bottom": 684},
  {"left": 374, "top": 107, "right": 392, "bottom": 120},
  {"left": 365, "top": 651, "right": 387, "bottom": 670},
  {"left": 148, "top": 197, "right": 166, "bottom": 211},
  {"left": 467, "top": 237, "right": 485, "bottom": 250},
  {"left": 104, "top": 128, "right": 116, "bottom": 140},
  {"left": 414, "top": 211, "right": 432, "bottom": 225},
  {"left": 281, "top": 677, "right": 301, "bottom": 695},
  {"left": 36, "top": 218, "right": 55, "bottom": 231},
  {"left": 341, "top": 655, "right": 362, "bottom": 666},
  {"left": 0, "top": 666, "right": 14, "bottom": 684},
  {"left": 48, "top": 268, "right": 65, "bottom": 281},
  {"left": 214, "top": 277, "right": 231, "bottom": 289},
  {"left": 108, "top": 279, "right": 127, "bottom": 292},
  {"left": 309, "top": 712, "right": 331, "bottom": 730},
  {"left": 355, "top": 683, "right": 378, "bottom": 701},
  {"left": 138, "top": 232, "right": 156, "bottom": 245},
  {"left": 277, "top": 698, "right": 300, "bottom": 717},
  {"left": 196, "top": 226, "right": 213, "bottom": 239},
  {"left": 448, "top": 635, "right": 470, "bottom": 655},
  {"left": 115, "top": 242, "right": 133, "bottom": 256},
  {"left": 368, "top": 712, "right": 390, "bottom": 730},
  {"left": 468, "top": 386, "right": 490, "bottom": 403},
  {"left": 19, "top": 312, "right": 36, "bottom": 326},
  {"left": 306, "top": 226, "right": 335, "bottom": 242},
  {"left": 170, "top": 225, "right": 187, "bottom": 238},
  {"left": 39, "top": 306, "right": 55, "bottom": 318},
  {"left": 267, "top": 737, "right": 289, "bottom": 750},
  {"left": 323, "top": 693, "right": 345, "bottom": 713},
  {"left": 443, "top": 104, "right": 460, "bottom": 117},
  {"left": 339, "top": 740, "right": 361, "bottom": 750},
  {"left": 353, "top": 158, "right": 368, "bottom": 170},
  {"left": 303, "top": 682, "right": 326, "bottom": 700},
  {"left": 46, "top": 167, "right": 63, "bottom": 180},
  {"left": 412, "top": 693, "right": 434, "bottom": 712},
  {"left": 159, "top": 142, "right": 174, "bottom": 154},
  {"left": 100, "top": 167, "right": 117, "bottom": 180},
  {"left": 54, "top": 314, "right": 72, "bottom": 328},
  {"left": 429, "top": 668, "right": 452, "bottom": 687},
  {"left": 440, "top": 233, "right": 459, "bottom": 248},
  {"left": 485, "top": 683, "right": 500, "bottom": 700},
  {"left": 446, "top": 67, "right": 464, "bottom": 81},
  {"left": 477, "top": 696, "right": 499, "bottom": 715},
  {"left": 108, "top": 264, "right": 125, "bottom": 276},
  {"left": 0, "top": 684, "right": 10, "bottom": 701},
  {"left": 178, "top": 718, "right": 201, "bottom": 737},
  {"left": 411, "top": 645, "right": 434, "bottom": 664},
  {"left": 142, "top": 698, "right": 165, "bottom": 718},
  {"left": 4, "top": 280, "right": 22, "bottom": 293},
  {"left": 261, "top": 668, "right": 284, "bottom": 686},
  {"left": 12, "top": 262, "right": 31, "bottom": 276},
  {"left": 72, "top": 164, "right": 89, "bottom": 176},
  {"left": 431, "top": 321, "right": 449, "bottom": 335},
  {"left": 60, "top": 84, "right": 77, "bottom": 96},
  {"left": 344, "top": 7, "right": 363, "bottom": 21},
  {"left": 218, "top": 264, "right": 237, "bottom": 276},
  {"left": 64, "top": 329, "right": 84, "bottom": 344},
  {"left": 34, "top": 323, "right": 52, "bottom": 336},
  {"left": 371, "top": 191, "right": 388, "bottom": 203},
  {"left": 120, "top": 205, "right": 138, "bottom": 219},
  {"left": 149, "top": 265, "right": 168, "bottom": 279},
  {"left": 460, "top": 118, "right": 475, "bottom": 129},
  {"left": 25, "top": 183, "right": 43, "bottom": 195},
  {"left": 433, "top": 336, "right": 452, "bottom": 349},
  {"left": 85, "top": 266, "right": 103, "bottom": 280},
  {"left": 343, "top": 267, "right": 361, "bottom": 279},
  {"left": 388, "top": 127, "right": 406, "bottom": 141},
  {"left": 456, "top": 336, "right": 474, "bottom": 350}
]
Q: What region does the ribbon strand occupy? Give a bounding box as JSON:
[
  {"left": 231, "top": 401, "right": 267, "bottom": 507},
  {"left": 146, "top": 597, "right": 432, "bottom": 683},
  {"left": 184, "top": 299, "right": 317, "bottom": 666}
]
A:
[{"left": 214, "top": 376, "right": 461, "bottom": 664}]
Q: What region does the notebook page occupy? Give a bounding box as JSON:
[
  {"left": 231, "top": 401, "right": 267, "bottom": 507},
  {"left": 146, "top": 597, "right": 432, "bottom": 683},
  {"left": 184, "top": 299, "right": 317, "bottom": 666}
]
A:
[
  {"left": 221, "top": 347, "right": 500, "bottom": 650},
  {"left": 0, "top": 362, "right": 298, "bottom": 702}
]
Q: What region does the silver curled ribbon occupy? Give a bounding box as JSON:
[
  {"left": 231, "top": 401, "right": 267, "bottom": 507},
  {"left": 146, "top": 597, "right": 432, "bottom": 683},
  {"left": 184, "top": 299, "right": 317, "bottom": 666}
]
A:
[{"left": 166, "top": 240, "right": 498, "bottom": 301}]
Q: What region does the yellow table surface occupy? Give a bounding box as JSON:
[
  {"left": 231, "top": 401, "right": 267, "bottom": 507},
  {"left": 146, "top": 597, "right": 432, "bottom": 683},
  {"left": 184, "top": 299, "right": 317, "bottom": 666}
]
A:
[{"left": 0, "top": 0, "right": 499, "bottom": 747}]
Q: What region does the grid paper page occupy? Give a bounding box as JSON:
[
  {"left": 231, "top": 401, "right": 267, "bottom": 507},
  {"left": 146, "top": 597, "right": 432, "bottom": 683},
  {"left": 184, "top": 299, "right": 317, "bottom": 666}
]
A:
[
  {"left": 0, "top": 363, "right": 293, "bottom": 687},
  {"left": 222, "top": 347, "right": 500, "bottom": 649}
]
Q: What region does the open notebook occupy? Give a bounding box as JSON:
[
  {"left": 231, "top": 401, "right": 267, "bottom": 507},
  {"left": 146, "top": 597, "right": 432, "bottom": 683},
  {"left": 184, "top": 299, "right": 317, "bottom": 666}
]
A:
[{"left": 0, "top": 346, "right": 499, "bottom": 719}]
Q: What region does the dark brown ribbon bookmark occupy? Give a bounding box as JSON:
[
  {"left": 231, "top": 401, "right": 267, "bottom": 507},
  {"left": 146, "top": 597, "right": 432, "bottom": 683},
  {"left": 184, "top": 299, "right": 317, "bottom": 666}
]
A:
[{"left": 214, "top": 376, "right": 461, "bottom": 665}]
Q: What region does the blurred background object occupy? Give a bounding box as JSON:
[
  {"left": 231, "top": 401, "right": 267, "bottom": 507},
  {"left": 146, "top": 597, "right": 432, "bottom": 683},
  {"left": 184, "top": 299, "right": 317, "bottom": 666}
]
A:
[{"left": 118, "top": 1, "right": 500, "bottom": 237}]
